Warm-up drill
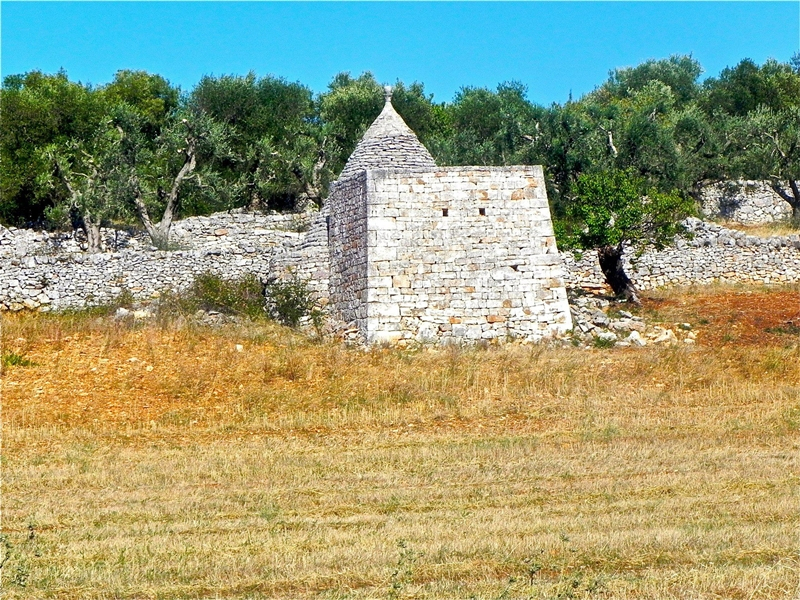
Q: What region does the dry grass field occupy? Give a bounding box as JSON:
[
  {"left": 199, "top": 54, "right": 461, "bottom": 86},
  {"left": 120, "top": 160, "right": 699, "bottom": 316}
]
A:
[
  {"left": 2, "top": 285, "right": 799, "bottom": 599},
  {"left": 715, "top": 220, "right": 800, "bottom": 238}
]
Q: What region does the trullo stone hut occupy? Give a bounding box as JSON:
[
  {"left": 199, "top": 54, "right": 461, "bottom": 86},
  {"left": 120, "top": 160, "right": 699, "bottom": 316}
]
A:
[{"left": 327, "top": 86, "right": 572, "bottom": 344}]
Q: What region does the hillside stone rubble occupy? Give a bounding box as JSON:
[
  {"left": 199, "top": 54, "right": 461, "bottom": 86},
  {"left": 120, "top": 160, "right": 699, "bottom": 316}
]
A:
[{"left": 566, "top": 289, "right": 696, "bottom": 348}]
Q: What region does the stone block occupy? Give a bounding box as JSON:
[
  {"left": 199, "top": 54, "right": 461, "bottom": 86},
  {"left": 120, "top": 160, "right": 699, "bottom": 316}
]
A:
[{"left": 392, "top": 274, "right": 411, "bottom": 288}]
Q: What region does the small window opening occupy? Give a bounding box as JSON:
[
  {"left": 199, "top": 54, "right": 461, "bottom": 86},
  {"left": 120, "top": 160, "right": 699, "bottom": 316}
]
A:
[
  {"left": 479, "top": 207, "right": 486, "bottom": 216},
  {"left": 511, "top": 264, "right": 519, "bottom": 272},
  {"left": 442, "top": 208, "right": 449, "bottom": 217}
]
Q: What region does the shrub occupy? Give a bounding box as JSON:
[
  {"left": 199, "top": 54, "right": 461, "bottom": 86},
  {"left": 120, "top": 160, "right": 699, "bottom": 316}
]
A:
[
  {"left": 265, "top": 273, "right": 323, "bottom": 330},
  {"left": 190, "top": 272, "right": 266, "bottom": 319},
  {"left": 592, "top": 335, "right": 616, "bottom": 349},
  {"left": 2, "top": 351, "right": 34, "bottom": 370},
  {"left": 155, "top": 272, "right": 267, "bottom": 321},
  {"left": 112, "top": 288, "right": 135, "bottom": 309}
]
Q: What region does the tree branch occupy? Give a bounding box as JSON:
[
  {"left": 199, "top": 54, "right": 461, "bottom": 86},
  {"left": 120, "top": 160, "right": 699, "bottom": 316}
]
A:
[
  {"left": 161, "top": 138, "right": 197, "bottom": 227},
  {"left": 51, "top": 155, "right": 77, "bottom": 200},
  {"left": 769, "top": 181, "right": 794, "bottom": 205},
  {"left": 130, "top": 174, "right": 157, "bottom": 238}
]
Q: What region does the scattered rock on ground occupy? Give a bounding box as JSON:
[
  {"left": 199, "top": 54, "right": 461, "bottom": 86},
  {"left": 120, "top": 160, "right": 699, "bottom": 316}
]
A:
[{"left": 564, "top": 288, "right": 695, "bottom": 349}]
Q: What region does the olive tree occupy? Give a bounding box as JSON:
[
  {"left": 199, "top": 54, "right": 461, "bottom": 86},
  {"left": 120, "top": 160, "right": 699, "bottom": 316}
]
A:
[
  {"left": 125, "top": 107, "right": 231, "bottom": 248},
  {"left": 735, "top": 106, "right": 800, "bottom": 222},
  {"left": 565, "top": 169, "right": 694, "bottom": 303},
  {"left": 192, "top": 73, "right": 325, "bottom": 211},
  {"left": 0, "top": 71, "right": 106, "bottom": 226},
  {"left": 41, "top": 114, "right": 129, "bottom": 252}
]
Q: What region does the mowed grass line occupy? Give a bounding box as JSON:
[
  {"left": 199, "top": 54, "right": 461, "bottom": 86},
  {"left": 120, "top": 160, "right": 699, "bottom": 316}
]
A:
[
  {"left": 2, "top": 289, "right": 800, "bottom": 599},
  {"left": 4, "top": 430, "right": 798, "bottom": 599}
]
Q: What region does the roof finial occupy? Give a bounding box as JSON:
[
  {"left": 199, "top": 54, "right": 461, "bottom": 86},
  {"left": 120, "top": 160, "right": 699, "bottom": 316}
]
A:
[{"left": 384, "top": 85, "right": 393, "bottom": 104}]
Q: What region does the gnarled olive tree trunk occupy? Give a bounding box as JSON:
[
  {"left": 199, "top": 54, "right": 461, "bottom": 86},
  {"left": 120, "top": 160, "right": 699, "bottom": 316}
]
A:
[
  {"left": 81, "top": 213, "right": 103, "bottom": 254},
  {"left": 770, "top": 179, "right": 800, "bottom": 223},
  {"left": 52, "top": 160, "right": 104, "bottom": 253},
  {"left": 132, "top": 138, "right": 197, "bottom": 249},
  {"left": 598, "top": 244, "right": 640, "bottom": 304}
]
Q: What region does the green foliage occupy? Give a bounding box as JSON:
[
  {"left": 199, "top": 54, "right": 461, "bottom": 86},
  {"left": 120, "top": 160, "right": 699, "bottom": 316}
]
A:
[
  {"left": 603, "top": 55, "right": 703, "bottom": 107},
  {"left": 112, "top": 288, "right": 136, "bottom": 310},
  {"left": 319, "top": 72, "right": 443, "bottom": 175},
  {"left": 191, "top": 72, "right": 321, "bottom": 210},
  {"left": 592, "top": 336, "right": 616, "bottom": 349},
  {"left": 437, "top": 81, "right": 543, "bottom": 166},
  {"left": 564, "top": 169, "right": 694, "bottom": 251},
  {"left": 2, "top": 351, "right": 34, "bottom": 368},
  {"left": 319, "top": 72, "right": 384, "bottom": 174},
  {"left": 125, "top": 105, "right": 236, "bottom": 247},
  {"left": 791, "top": 52, "right": 800, "bottom": 75},
  {"left": 2, "top": 54, "right": 799, "bottom": 231},
  {"left": 189, "top": 272, "right": 266, "bottom": 318},
  {"left": 390, "top": 80, "right": 447, "bottom": 148},
  {"left": 101, "top": 70, "right": 180, "bottom": 139},
  {"left": 38, "top": 109, "right": 134, "bottom": 248},
  {"left": 765, "top": 323, "right": 800, "bottom": 336},
  {"left": 729, "top": 105, "right": 800, "bottom": 219},
  {"left": 388, "top": 540, "right": 420, "bottom": 600},
  {"left": 153, "top": 272, "right": 266, "bottom": 322},
  {"left": 0, "top": 71, "right": 106, "bottom": 225},
  {"left": 702, "top": 58, "right": 800, "bottom": 116},
  {"left": 265, "top": 273, "right": 323, "bottom": 330}
]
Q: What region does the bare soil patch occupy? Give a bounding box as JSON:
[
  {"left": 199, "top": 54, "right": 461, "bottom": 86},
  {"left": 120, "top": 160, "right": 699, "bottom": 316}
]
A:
[{"left": 641, "top": 286, "right": 800, "bottom": 346}]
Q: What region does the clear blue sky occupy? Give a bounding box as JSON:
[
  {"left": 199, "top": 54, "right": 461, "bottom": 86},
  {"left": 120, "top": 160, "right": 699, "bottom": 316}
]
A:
[{"left": 2, "top": 2, "right": 799, "bottom": 105}]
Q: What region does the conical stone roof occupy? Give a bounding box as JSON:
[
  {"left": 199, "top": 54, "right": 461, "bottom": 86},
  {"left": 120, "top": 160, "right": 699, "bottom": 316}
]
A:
[{"left": 338, "top": 86, "right": 437, "bottom": 180}]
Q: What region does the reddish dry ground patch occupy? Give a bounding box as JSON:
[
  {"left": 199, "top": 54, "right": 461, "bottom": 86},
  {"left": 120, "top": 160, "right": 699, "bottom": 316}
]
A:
[{"left": 641, "top": 289, "right": 800, "bottom": 346}]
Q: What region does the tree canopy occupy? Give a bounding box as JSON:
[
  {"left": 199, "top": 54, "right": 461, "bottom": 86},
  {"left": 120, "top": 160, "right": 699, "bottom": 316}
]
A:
[
  {"left": 563, "top": 169, "right": 695, "bottom": 302},
  {"left": 2, "top": 54, "right": 798, "bottom": 246}
]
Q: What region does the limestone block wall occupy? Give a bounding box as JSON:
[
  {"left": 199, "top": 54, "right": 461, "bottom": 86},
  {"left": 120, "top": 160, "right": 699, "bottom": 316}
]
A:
[
  {"left": 563, "top": 218, "right": 800, "bottom": 290},
  {"left": 327, "top": 171, "right": 369, "bottom": 330},
  {"left": 0, "top": 211, "right": 329, "bottom": 311},
  {"left": 363, "top": 166, "right": 572, "bottom": 343},
  {"left": 699, "top": 181, "right": 792, "bottom": 224}
]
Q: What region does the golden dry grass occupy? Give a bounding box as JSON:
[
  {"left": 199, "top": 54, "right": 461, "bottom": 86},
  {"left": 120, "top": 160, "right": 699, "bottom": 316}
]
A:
[
  {"left": 2, "top": 286, "right": 800, "bottom": 599},
  {"left": 714, "top": 220, "right": 799, "bottom": 238}
]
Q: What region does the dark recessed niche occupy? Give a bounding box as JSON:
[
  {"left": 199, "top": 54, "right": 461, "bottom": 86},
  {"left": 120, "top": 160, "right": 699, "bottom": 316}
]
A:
[
  {"left": 511, "top": 264, "right": 519, "bottom": 271},
  {"left": 479, "top": 207, "right": 486, "bottom": 216},
  {"left": 442, "top": 208, "right": 449, "bottom": 217}
]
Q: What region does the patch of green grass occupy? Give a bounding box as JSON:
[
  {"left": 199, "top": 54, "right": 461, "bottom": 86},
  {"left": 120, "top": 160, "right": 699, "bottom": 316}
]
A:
[
  {"left": 779, "top": 406, "right": 800, "bottom": 432},
  {"left": 592, "top": 336, "right": 615, "bottom": 349},
  {"left": 765, "top": 323, "right": 800, "bottom": 336},
  {"left": 2, "top": 351, "right": 34, "bottom": 369}
]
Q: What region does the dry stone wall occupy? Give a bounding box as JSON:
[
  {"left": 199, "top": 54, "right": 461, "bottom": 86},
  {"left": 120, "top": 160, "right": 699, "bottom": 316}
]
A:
[
  {"left": 0, "top": 210, "right": 329, "bottom": 311},
  {"left": 564, "top": 218, "right": 800, "bottom": 290},
  {"left": 361, "top": 166, "right": 572, "bottom": 344},
  {"left": 699, "top": 181, "right": 792, "bottom": 224},
  {"left": 2, "top": 209, "right": 798, "bottom": 325},
  {"left": 328, "top": 171, "right": 370, "bottom": 331}
]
